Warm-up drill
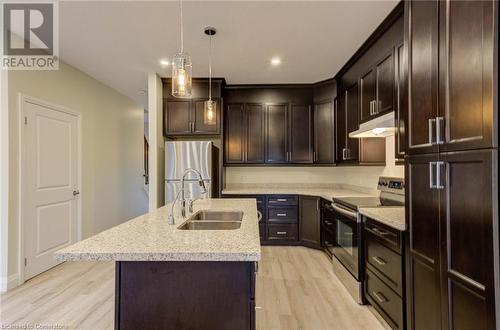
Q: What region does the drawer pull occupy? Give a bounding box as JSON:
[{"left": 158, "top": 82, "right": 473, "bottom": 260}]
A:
[
  {"left": 276, "top": 198, "right": 287, "bottom": 202},
  {"left": 324, "top": 221, "right": 333, "bottom": 226},
  {"left": 277, "top": 231, "right": 287, "bottom": 235},
  {"left": 277, "top": 213, "right": 287, "bottom": 217},
  {"left": 372, "top": 227, "right": 389, "bottom": 236},
  {"left": 372, "top": 256, "right": 387, "bottom": 265},
  {"left": 372, "top": 291, "right": 388, "bottom": 303}
]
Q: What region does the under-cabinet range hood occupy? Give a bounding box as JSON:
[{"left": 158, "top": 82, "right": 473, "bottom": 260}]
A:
[{"left": 349, "top": 112, "right": 395, "bottom": 138}]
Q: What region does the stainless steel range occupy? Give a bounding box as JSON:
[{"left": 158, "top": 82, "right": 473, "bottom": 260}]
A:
[{"left": 322, "top": 176, "right": 404, "bottom": 304}]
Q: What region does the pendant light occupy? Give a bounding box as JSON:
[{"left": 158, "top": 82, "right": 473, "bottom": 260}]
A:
[
  {"left": 172, "top": 0, "right": 192, "bottom": 98},
  {"left": 203, "top": 27, "right": 217, "bottom": 125}
]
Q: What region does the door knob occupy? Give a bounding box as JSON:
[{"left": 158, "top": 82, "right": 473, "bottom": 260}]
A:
[{"left": 73, "top": 190, "right": 80, "bottom": 196}]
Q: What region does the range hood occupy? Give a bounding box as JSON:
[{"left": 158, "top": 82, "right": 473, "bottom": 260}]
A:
[{"left": 349, "top": 112, "right": 396, "bottom": 138}]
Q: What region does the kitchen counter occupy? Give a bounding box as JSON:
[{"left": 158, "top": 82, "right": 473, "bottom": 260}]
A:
[
  {"left": 359, "top": 207, "right": 406, "bottom": 231},
  {"left": 55, "top": 198, "right": 261, "bottom": 262},
  {"left": 222, "top": 183, "right": 376, "bottom": 201}
]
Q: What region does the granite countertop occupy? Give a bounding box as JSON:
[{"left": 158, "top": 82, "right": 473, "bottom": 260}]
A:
[
  {"left": 55, "top": 199, "right": 261, "bottom": 262},
  {"left": 359, "top": 207, "right": 406, "bottom": 231},
  {"left": 222, "top": 183, "right": 376, "bottom": 201}
]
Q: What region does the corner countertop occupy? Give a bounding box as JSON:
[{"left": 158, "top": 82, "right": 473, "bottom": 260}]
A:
[
  {"left": 54, "top": 199, "right": 261, "bottom": 262},
  {"left": 359, "top": 207, "right": 406, "bottom": 231},
  {"left": 222, "top": 183, "right": 377, "bottom": 201}
]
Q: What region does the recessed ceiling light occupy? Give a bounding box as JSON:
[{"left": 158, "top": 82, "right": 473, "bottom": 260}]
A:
[
  {"left": 271, "top": 57, "right": 281, "bottom": 66},
  {"left": 160, "top": 59, "right": 170, "bottom": 66}
]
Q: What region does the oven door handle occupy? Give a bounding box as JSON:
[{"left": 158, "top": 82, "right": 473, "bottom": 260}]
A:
[{"left": 331, "top": 203, "right": 358, "bottom": 219}]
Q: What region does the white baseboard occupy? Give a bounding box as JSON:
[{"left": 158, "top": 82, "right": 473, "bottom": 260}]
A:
[{"left": 1, "top": 273, "right": 19, "bottom": 292}]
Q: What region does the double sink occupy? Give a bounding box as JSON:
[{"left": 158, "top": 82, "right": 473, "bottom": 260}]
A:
[{"left": 178, "top": 210, "right": 244, "bottom": 230}]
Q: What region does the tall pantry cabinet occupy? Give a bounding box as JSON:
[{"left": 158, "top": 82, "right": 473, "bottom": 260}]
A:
[{"left": 405, "top": 1, "right": 498, "bottom": 330}]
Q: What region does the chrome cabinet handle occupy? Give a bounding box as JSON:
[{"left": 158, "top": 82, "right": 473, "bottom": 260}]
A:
[
  {"left": 436, "top": 117, "right": 445, "bottom": 145},
  {"left": 277, "top": 231, "right": 287, "bottom": 235},
  {"left": 436, "top": 161, "right": 445, "bottom": 189},
  {"left": 429, "top": 161, "right": 437, "bottom": 189},
  {"left": 428, "top": 118, "right": 436, "bottom": 145},
  {"left": 372, "top": 256, "right": 387, "bottom": 265},
  {"left": 313, "top": 151, "right": 317, "bottom": 162},
  {"left": 276, "top": 198, "right": 287, "bottom": 202},
  {"left": 369, "top": 101, "right": 373, "bottom": 115},
  {"left": 276, "top": 213, "right": 287, "bottom": 217},
  {"left": 372, "top": 291, "right": 387, "bottom": 303}
]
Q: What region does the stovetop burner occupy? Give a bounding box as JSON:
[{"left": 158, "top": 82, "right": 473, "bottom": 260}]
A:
[{"left": 332, "top": 176, "right": 405, "bottom": 210}]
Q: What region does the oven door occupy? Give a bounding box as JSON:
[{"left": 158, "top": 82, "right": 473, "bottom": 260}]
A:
[{"left": 331, "top": 203, "right": 359, "bottom": 280}]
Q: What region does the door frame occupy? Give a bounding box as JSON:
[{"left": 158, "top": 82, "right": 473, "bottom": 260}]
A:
[{"left": 17, "top": 94, "right": 83, "bottom": 285}]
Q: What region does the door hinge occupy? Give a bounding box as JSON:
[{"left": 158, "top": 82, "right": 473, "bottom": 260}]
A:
[
  {"left": 24, "top": 258, "right": 27, "bottom": 267},
  {"left": 24, "top": 116, "right": 27, "bottom": 125}
]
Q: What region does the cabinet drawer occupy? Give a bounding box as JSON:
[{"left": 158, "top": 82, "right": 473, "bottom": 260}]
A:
[
  {"left": 267, "top": 195, "right": 298, "bottom": 206},
  {"left": 267, "top": 224, "right": 297, "bottom": 240},
  {"left": 366, "top": 235, "right": 403, "bottom": 296},
  {"left": 267, "top": 207, "right": 298, "bottom": 223},
  {"left": 365, "top": 219, "right": 401, "bottom": 253},
  {"left": 365, "top": 270, "right": 403, "bottom": 330}
]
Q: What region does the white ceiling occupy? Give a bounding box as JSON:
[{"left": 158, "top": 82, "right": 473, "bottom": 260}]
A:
[{"left": 59, "top": 1, "right": 399, "bottom": 107}]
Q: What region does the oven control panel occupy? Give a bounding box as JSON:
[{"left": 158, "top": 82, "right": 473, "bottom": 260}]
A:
[{"left": 377, "top": 176, "right": 405, "bottom": 195}]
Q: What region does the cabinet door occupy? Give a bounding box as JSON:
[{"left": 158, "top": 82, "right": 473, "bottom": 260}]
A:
[
  {"left": 245, "top": 104, "right": 265, "bottom": 164},
  {"left": 439, "top": 150, "right": 497, "bottom": 330},
  {"left": 193, "top": 100, "right": 220, "bottom": 134},
  {"left": 224, "top": 103, "right": 245, "bottom": 163},
  {"left": 289, "top": 104, "right": 313, "bottom": 164},
  {"left": 314, "top": 101, "right": 335, "bottom": 164},
  {"left": 335, "top": 95, "right": 347, "bottom": 162},
  {"left": 360, "top": 69, "right": 375, "bottom": 122},
  {"left": 266, "top": 104, "right": 288, "bottom": 164},
  {"left": 438, "top": 0, "right": 496, "bottom": 152},
  {"left": 395, "top": 42, "right": 407, "bottom": 160},
  {"left": 375, "top": 50, "right": 395, "bottom": 115},
  {"left": 406, "top": 0, "right": 439, "bottom": 155},
  {"left": 345, "top": 83, "right": 359, "bottom": 161},
  {"left": 299, "top": 196, "right": 320, "bottom": 248},
  {"left": 164, "top": 101, "right": 192, "bottom": 135},
  {"left": 406, "top": 154, "right": 441, "bottom": 330}
]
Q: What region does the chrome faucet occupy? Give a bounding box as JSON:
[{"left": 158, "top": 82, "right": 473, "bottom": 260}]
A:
[{"left": 167, "top": 168, "right": 207, "bottom": 224}]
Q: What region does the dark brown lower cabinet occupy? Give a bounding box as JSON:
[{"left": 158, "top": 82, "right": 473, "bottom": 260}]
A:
[
  {"left": 299, "top": 196, "right": 321, "bottom": 249},
  {"left": 115, "top": 261, "right": 256, "bottom": 330},
  {"left": 406, "top": 149, "right": 498, "bottom": 330},
  {"left": 365, "top": 219, "right": 405, "bottom": 330}
]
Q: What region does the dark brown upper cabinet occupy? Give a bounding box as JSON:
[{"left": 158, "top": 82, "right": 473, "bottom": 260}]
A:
[
  {"left": 224, "top": 103, "right": 265, "bottom": 164},
  {"left": 164, "top": 98, "right": 221, "bottom": 136},
  {"left": 395, "top": 42, "right": 407, "bottom": 161},
  {"left": 313, "top": 101, "right": 335, "bottom": 164},
  {"left": 266, "top": 104, "right": 289, "bottom": 164},
  {"left": 407, "top": 0, "right": 496, "bottom": 155},
  {"left": 264, "top": 103, "right": 313, "bottom": 164},
  {"left": 345, "top": 83, "right": 360, "bottom": 162},
  {"left": 360, "top": 50, "right": 395, "bottom": 122},
  {"left": 335, "top": 94, "right": 346, "bottom": 163},
  {"left": 437, "top": 0, "right": 496, "bottom": 152}
]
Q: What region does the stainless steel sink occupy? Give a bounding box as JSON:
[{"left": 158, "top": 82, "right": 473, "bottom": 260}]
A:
[{"left": 177, "top": 210, "right": 243, "bottom": 230}]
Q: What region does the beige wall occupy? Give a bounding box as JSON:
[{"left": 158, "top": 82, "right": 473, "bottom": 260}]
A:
[
  {"left": 6, "top": 60, "right": 148, "bottom": 281},
  {"left": 225, "top": 135, "right": 404, "bottom": 189}
]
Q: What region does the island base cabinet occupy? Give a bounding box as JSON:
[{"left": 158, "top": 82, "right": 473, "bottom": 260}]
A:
[{"left": 115, "top": 261, "right": 256, "bottom": 330}]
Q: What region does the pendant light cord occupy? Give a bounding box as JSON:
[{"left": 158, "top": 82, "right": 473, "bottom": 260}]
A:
[
  {"left": 180, "top": 0, "right": 184, "bottom": 53},
  {"left": 208, "top": 33, "right": 212, "bottom": 100}
]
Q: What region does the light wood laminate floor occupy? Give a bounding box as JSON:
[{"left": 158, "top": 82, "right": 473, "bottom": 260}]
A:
[{"left": 1, "top": 246, "right": 384, "bottom": 330}]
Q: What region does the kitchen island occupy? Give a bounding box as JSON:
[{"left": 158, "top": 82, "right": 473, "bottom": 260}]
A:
[{"left": 55, "top": 199, "right": 261, "bottom": 330}]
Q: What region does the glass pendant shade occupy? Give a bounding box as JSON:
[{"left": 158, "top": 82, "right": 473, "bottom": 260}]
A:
[
  {"left": 172, "top": 52, "right": 192, "bottom": 98},
  {"left": 204, "top": 99, "right": 217, "bottom": 125}
]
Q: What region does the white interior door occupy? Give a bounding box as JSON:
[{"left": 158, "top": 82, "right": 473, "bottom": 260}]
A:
[{"left": 23, "top": 98, "right": 79, "bottom": 280}]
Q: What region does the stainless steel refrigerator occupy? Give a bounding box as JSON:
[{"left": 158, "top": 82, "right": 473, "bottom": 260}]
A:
[{"left": 165, "top": 141, "right": 215, "bottom": 204}]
